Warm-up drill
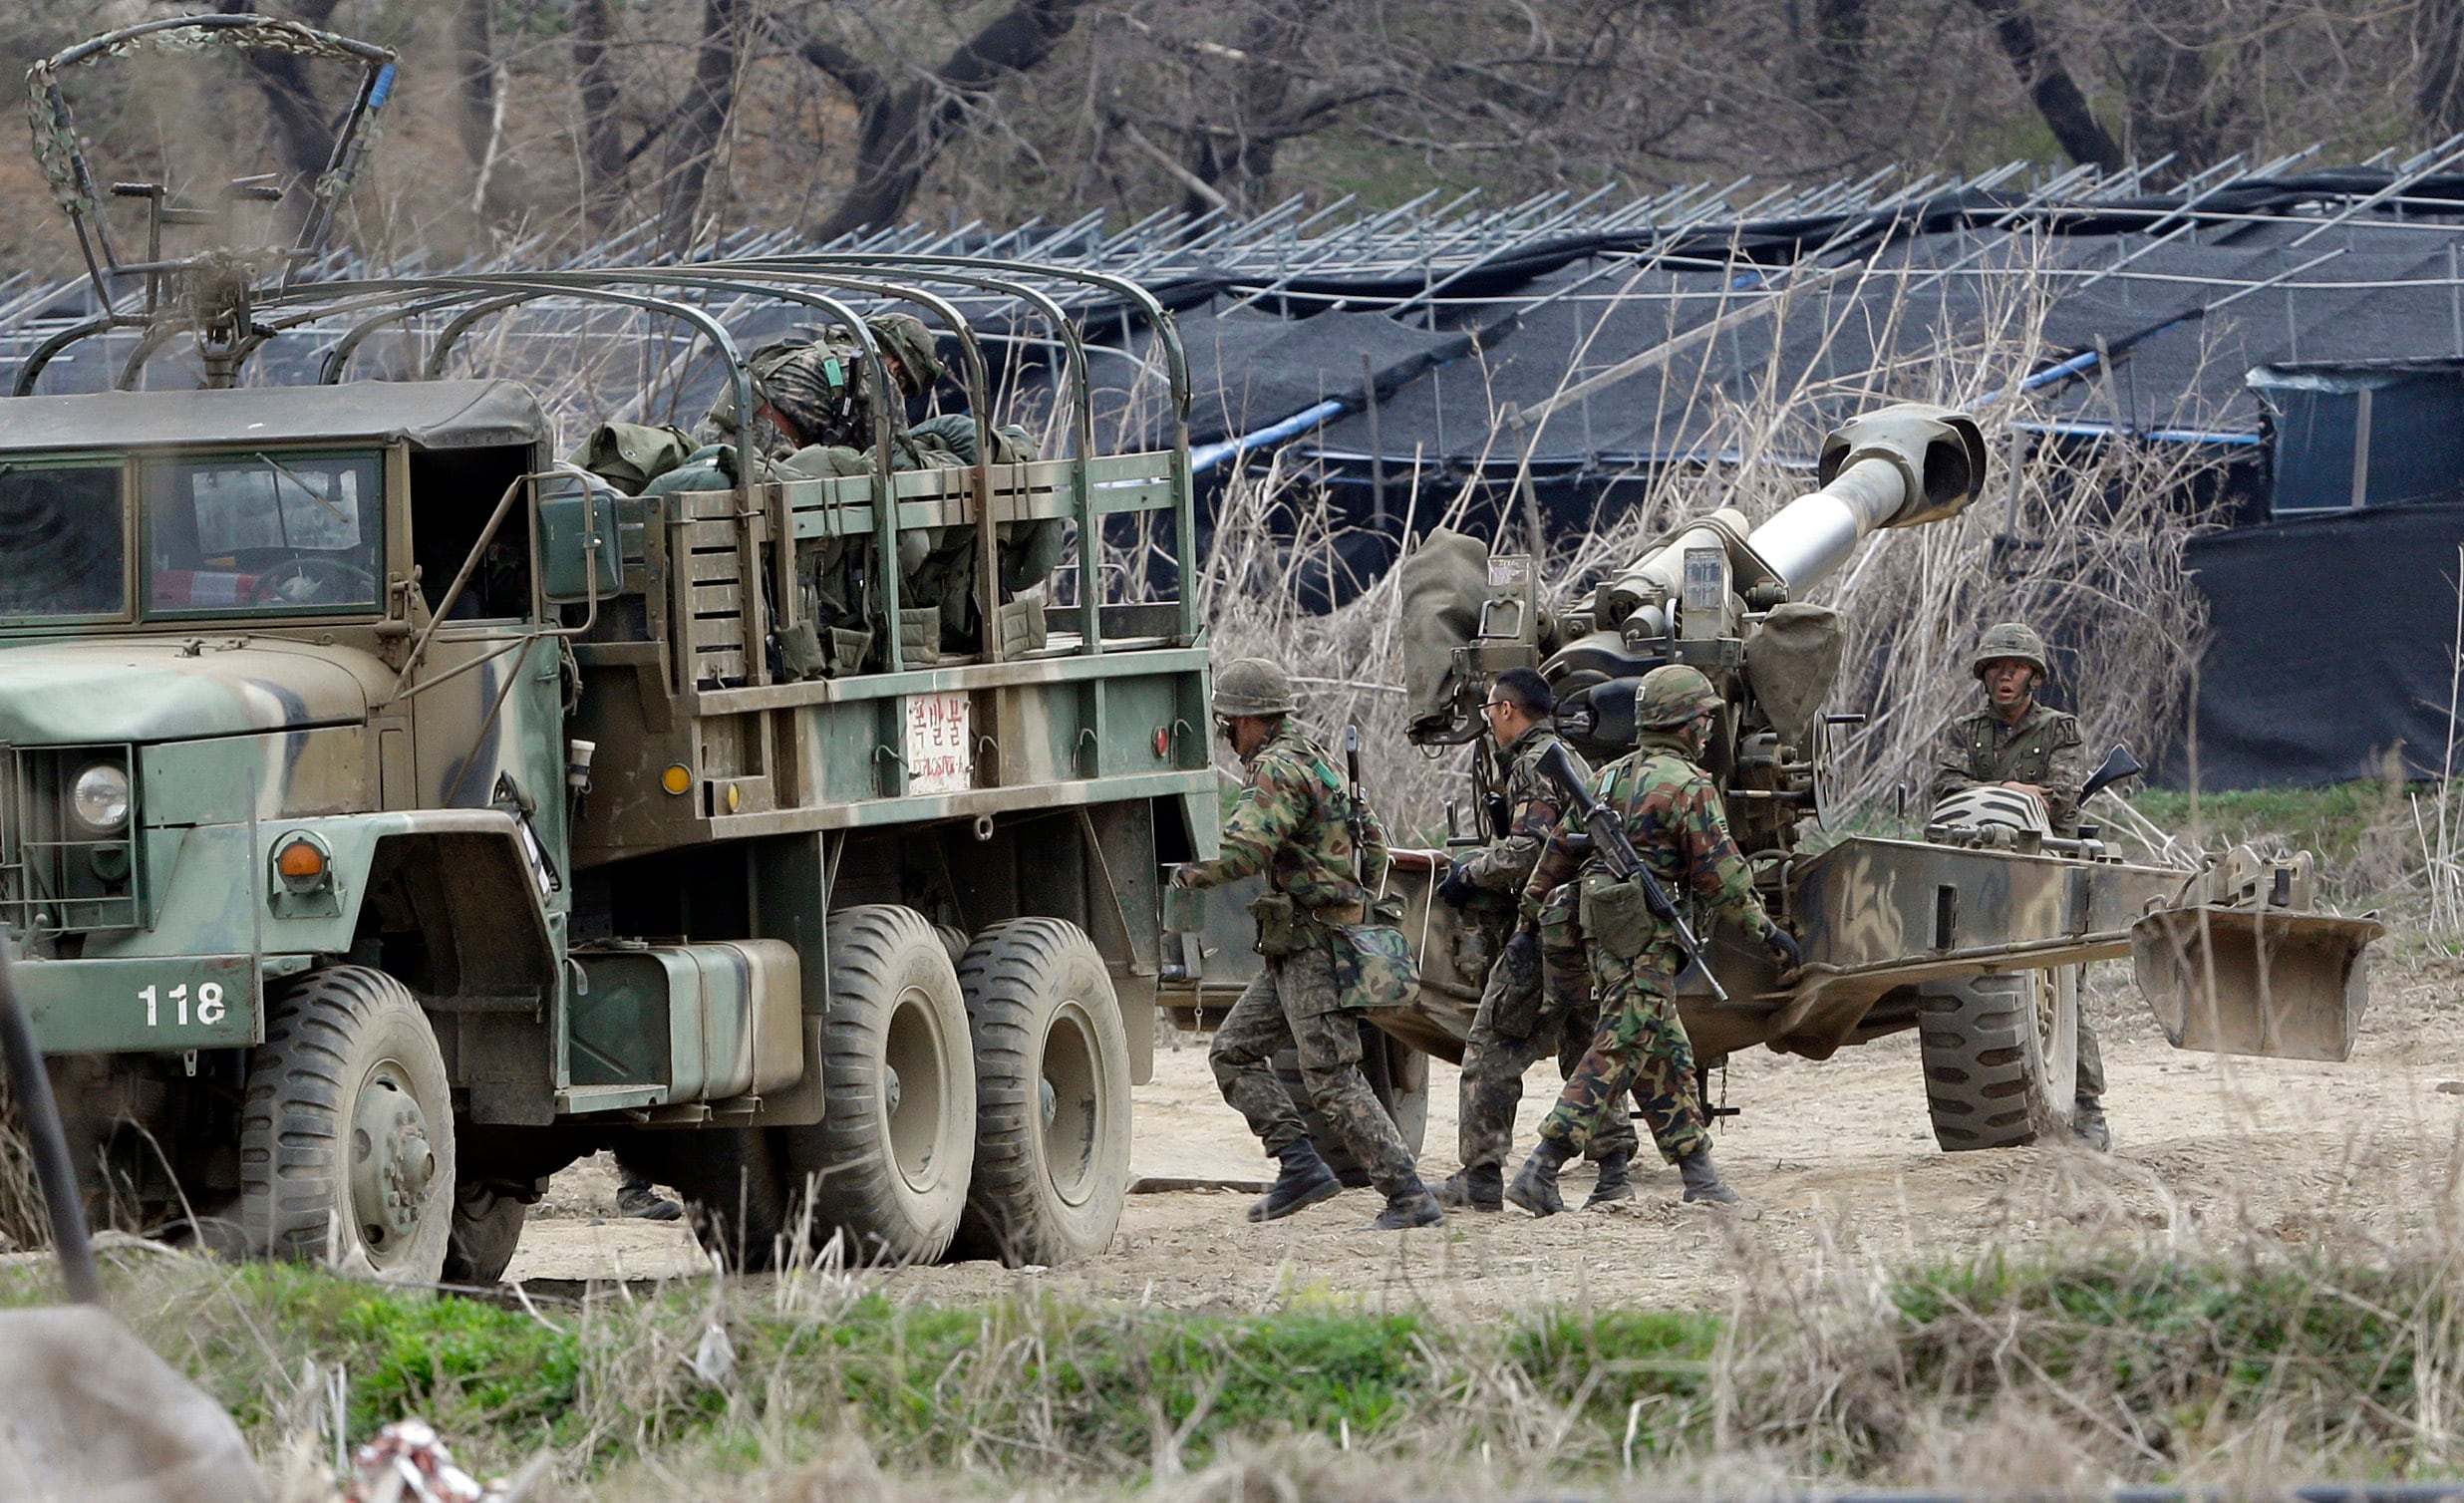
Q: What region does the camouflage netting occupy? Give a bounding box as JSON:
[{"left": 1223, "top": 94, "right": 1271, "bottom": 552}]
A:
[{"left": 27, "top": 17, "right": 393, "bottom": 215}]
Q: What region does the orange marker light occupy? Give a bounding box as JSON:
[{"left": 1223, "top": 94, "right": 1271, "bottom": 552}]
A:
[
  {"left": 276, "top": 839, "right": 326, "bottom": 881},
  {"left": 661, "top": 763, "right": 692, "bottom": 795}
]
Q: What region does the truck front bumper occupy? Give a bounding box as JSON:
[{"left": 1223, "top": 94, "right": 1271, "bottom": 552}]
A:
[{"left": 17, "top": 954, "right": 263, "bottom": 1054}]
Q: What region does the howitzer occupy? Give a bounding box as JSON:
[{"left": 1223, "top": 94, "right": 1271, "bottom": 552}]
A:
[
  {"left": 1534, "top": 738, "right": 1729, "bottom": 1004},
  {"left": 1363, "top": 399, "right": 2383, "bottom": 1161}
]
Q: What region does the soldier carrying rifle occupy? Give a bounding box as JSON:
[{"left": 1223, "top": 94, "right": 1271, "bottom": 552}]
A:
[
  {"left": 1171, "top": 658, "right": 1445, "bottom": 1231},
  {"left": 1505, "top": 665, "right": 1801, "bottom": 1215},
  {"left": 1431, "top": 667, "right": 1641, "bottom": 1212}
]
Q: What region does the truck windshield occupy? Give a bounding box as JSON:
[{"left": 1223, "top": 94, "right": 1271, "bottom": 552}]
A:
[
  {"left": 0, "top": 461, "right": 126, "bottom": 623},
  {"left": 145, "top": 451, "right": 384, "bottom": 616}
]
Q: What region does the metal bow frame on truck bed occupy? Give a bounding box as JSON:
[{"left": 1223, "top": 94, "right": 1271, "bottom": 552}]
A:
[{"left": 14, "top": 255, "right": 1199, "bottom": 680}]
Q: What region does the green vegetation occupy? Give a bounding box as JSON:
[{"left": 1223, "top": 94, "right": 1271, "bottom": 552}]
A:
[{"left": 5, "top": 1244, "right": 2457, "bottom": 1492}]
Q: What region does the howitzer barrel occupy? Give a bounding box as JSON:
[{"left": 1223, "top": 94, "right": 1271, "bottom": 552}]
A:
[{"left": 1746, "top": 403, "right": 1989, "bottom": 598}]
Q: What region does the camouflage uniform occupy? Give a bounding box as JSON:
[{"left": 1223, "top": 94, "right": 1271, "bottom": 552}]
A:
[
  {"left": 1930, "top": 703, "right": 2092, "bottom": 834},
  {"left": 1534, "top": 739, "right": 1780, "bottom": 1159},
  {"left": 1929, "top": 700, "right": 2104, "bottom": 1100},
  {"left": 1185, "top": 721, "right": 1419, "bottom": 1198},
  {"left": 1453, "top": 727, "right": 1636, "bottom": 1172}
]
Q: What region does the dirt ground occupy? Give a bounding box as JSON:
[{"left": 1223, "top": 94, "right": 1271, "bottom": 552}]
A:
[{"left": 504, "top": 956, "right": 2464, "bottom": 1310}]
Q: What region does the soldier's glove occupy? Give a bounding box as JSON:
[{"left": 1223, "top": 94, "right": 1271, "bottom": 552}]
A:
[
  {"left": 1503, "top": 929, "right": 1540, "bottom": 980},
  {"left": 1765, "top": 928, "right": 1804, "bottom": 975},
  {"left": 1436, "top": 863, "right": 1479, "bottom": 908}
]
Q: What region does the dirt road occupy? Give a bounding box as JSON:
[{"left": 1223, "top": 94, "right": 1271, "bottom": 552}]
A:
[{"left": 506, "top": 957, "right": 2464, "bottom": 1309}]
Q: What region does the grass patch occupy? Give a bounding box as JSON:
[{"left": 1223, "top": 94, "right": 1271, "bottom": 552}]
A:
[{"left": 4, "top": 1245, "right": 2456, "bottom": 1492}]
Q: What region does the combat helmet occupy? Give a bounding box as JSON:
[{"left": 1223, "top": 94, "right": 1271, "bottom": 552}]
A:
[
  {"left": 1971, "top": 621, "right": 2049, "bottom": 680},
  {"left": 1213, "top": 657, "right": 1299, "bottom": 718},
  {"left": 863, "top": 312, "right": 944, "bottom": 391},
  {"left": 1634, "top": 664, "right": 1721, "bottom": 730}
]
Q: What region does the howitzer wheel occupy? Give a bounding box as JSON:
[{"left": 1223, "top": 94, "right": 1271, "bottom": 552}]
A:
[
  {"left": 780, "top": 904, "right": 975, "bottom": 1265},
  {"left": 1918, "top": 967, "right": 2078, "bottom": 1152},
  {"left": 951, "top": 919, "right": 1133, "bottom": 1266},
  {"left": 239, "top": 966, "right": 454, "bottom": 1283},
  {"left": 1275, "top": 1025, "right": 1428, "bottom": 1187}
]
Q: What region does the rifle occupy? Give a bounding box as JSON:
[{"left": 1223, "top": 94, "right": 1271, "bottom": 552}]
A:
[
  {"left": 1534, "top": 739, "right": 1729, "bottom": 1004},
  {"left": 1344, "top": 725, "right": 1367, "bottom": 889}
]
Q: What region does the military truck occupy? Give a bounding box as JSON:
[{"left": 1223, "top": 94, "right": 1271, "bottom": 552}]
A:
[
  {"left": 7, "top": 16, "right": 1215, "bottom": 1280},
  {"left": 1368, "top": 403, "right": 2381, "bottom": 1152}
]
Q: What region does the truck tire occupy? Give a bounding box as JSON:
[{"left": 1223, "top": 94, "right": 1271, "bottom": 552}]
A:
[
  {"left": 1919, "top": 967, "right": 2079, "bottom": 1151},
  {"left": 240, "top": 967, "right": 454, "bottom": 1283},
  {"left": 1275, "top": 1024, "right": 1428, "bottom": 1188},
  {"left": 630, "top": 1128, "right": 793, "bottom": 1269},
  {"left": 951, "top": 919, "right": 1133, "bottom": 1266},
  {"left": 780, "top": 905, "right": 975, "bottom": 1265},
  {"left": 443, "top": 1180, "right": 532, "bottom": 1285}
]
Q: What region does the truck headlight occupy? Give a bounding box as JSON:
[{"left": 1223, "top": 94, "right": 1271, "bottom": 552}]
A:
[{"left": 70, "top": 762, "right": 131, "bottom": 833}]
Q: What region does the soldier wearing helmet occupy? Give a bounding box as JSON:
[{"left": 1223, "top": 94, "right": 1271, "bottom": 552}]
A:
[
  {"left": 1170, "top": 658, "right": 1444, "bottom": 1231},
  {"left": 1933, "top": 622, "right": 2091, "bottom": 832},
  {"left": 1931, "top": 622, "right": 2108, "bottom": 1148},
  {"left": 1430, "top": 667, "right": 1640, "bottom": 1213},
  {"left": 703, "top": 311, "right": 945, "bottom": 460},
  {"left": 1504, "top": 665, "right": 1799, "bottom": 1216}
]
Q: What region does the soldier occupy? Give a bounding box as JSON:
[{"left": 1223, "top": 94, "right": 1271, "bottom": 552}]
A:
[
  {"left": 1929, "top": 620, "right": 2109, "bottom": 1150},
  {"left": 702, "top": 311, "right": 943, "bottom": 461},
  {"left": 1504, "top": 665, "right": 1801, "bottom": 1216},
  {"left": 1431, "top": 668, "right": 1641, "bottom": 1212},
  {"left": 1171, "top": 658, "right": 1445, "bottom": 1231}
]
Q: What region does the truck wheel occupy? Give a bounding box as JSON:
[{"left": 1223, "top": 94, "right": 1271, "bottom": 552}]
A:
[
  {"left": 1919, "top": 967, "right": 2079, "bottom": 1151},
  {"left": 240, "top": 967, "right": 454, "bottom": 1282},
  {"left": 628, "top": 1129, "right": 793, "bottom": 1269},
  {"left": 443, "top": 1180, "right": 532, "bottom": 1285},
  {"left": 1275, "top": 1024, "right": 1428, "bottom": 1188},
  {"left": 780, "top": 905, "right": 975, "bottom": 1265},
  {"left": 951, "top": 919, "right": 1133, "bottom": 1266}
]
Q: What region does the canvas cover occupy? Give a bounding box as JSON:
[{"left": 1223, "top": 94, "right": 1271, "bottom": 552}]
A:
[{"left": 1397, "top": 528, "right": 1492, "bottom": 733}]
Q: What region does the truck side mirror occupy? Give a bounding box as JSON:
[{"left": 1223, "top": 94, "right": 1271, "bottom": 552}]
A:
[
  {"left": 535, "top": 469, "right": 624, "bottom": 605},
  {"left": 2081, "top": 743, "right": 2145, "bottom": 801}
]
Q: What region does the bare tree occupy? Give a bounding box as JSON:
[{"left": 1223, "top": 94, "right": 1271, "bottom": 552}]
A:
[
  {"left": 1967, "top": 0, "right": 2124, "bottom": 171},
  {"left": 658, "top": 0, "right": 748, "bottom": 255},
  {"left": 2420, "top": 0, "right": 2464, "bottom": 139},
  {"left": 1806, "top": 0, "right": 1870, "bottom": 102},
  {"left": 572, "top": 0, "right": 628, "bottom": 226},
  {"left": 215, "top": 0, "right": 344, "bottom": 185},
  {"left": 2113, "top": 0, "right": 2235, "bottom": 173},
  {"left": 458, "top": 0, "right": 495, "bottom": 165},
  {"left": 794, "top": 0, "right": 1093, "bottom": 237}
]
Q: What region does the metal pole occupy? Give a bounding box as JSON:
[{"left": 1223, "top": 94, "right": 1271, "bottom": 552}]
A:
[
  {"left": 0, "top": 939, "right": 101, "bottom": 1304},
  {"left": 1363, "top": 350, "right": 1386, "bottom": 529}
]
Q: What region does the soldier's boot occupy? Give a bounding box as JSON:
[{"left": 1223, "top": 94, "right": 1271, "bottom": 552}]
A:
[
  {"left": 1247, "top": 1139, "right": 1343, "bottom": 1223},
  {"left": 617, "top": 1177, "right": 684, "bottom": 1222},
  {"left": 1582, "top": 1152, "right": 1636, "bottom": 1209},
  {"left": 1433, "top": 1163, "right": 1503, "bottom": 1212},
  {"left": 2071, "top": 1096, "right": 2112, "bottom": 1152},
  {"left": 1368, "top": 1178, "right": 1446, "bottom": 1230},
  {"left": 1505, "top": 1136, "right": 1575, "bottom": 1218},
  {"left": 1677, "top": 1147, "right": 1741, "bottom": 1207}
]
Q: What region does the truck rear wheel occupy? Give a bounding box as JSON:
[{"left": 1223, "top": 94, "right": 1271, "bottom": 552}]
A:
[
  {"left": 1276, "top": 1024, "right": 1428, "bottom": 1188},
  {"left": 781, "top": 905, "right": 975, "bottom": 1265},
  {"left": 951, "top": 919, "right": 1132, "bottom": 1266},
  {"left": 240, "top": 966, "right": 454, "bottom": 1283},
  {"left": 1919, "top": 967, "right": 2078, "bottom": 1151}
]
